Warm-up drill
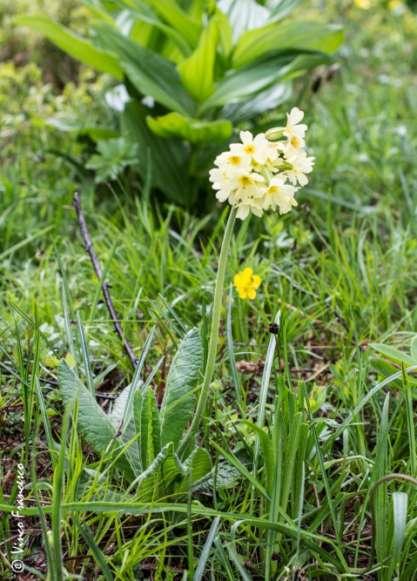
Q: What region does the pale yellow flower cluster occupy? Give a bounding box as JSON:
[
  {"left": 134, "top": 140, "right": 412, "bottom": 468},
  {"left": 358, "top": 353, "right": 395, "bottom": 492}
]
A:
[{"left": 209, "top": 108, "right": 314, "bottom": 220}]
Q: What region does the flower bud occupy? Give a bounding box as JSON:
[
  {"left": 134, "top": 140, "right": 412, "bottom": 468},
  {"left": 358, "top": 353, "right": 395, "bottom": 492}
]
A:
[{"left": 265, "top": 127, "right": 284, "bottom": 141}]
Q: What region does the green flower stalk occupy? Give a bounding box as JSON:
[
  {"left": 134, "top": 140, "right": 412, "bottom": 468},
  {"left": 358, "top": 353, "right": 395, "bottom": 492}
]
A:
[
  {"left": 179, "top": 206, "right": 236, "bottom": 454},
  {"left": 180, "top": 108, "right": 313, "bottom": 454}
]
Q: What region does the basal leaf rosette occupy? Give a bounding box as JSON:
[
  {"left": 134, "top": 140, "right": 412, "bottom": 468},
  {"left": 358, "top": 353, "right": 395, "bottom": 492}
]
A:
[{"left": 209, "top": 107, "right": 314, "bottom": 219}]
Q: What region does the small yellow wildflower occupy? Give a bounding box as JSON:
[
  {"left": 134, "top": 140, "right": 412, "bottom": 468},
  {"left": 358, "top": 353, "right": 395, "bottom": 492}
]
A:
[
  {"left": 353, "top": 0, "right": 371, "bottom": 8},
  {"left": 233, "top": 267, "right": 262, "bottom": 300},
  {"left": 388, "top": 0, "right": 404, "bottom": 10}
]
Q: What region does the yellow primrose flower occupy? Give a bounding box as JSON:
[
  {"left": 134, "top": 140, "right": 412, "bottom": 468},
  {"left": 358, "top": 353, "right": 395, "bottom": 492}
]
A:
[
  {"left": 388, "top": 0, "right": 403, "bottom": 10},
  {"left": 354, "top": 0, "right": 371, "bottom": 8},
  {"left": 209, "top": 106, "right": 313, "bottom": 220},
  {"left": 233, "top": 267, "right": 262, "bottom": 300}
]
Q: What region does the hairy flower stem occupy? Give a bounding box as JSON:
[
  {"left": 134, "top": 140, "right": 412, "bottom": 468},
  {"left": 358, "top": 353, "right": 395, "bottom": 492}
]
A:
[{"left": 179, "top": 207, "right": 237, "bottom": 456}]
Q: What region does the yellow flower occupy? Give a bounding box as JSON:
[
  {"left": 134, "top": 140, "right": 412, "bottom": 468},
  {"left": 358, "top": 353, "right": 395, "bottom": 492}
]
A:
[
  {"left": 388, "top": 0, "right": 403, "bottom": 10},
  {"left": 233, "top": 267, "right": 262, "bottom": 300},
  {"left": 354, "top": 0, "right": 371, "bottom": 8},
  {"left": 209, "top": 106, "right": 313, "bottom": 220}
]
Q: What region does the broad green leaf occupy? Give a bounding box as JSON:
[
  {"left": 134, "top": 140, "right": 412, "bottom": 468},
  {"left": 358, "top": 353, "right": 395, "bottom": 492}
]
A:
[
  {"left": 144, "top": 0, "right": 201, "bottom": 47},
  {"left": 175, "top": 447, "right": 212, "bottom": 493},
  {"left": 160, "top": 328, "right": 203, "bottom": 447},
  {"left": 58, "top": 363, "right": 134, "bottom": 477},
  {"left": 82, "top": 0, "right": 115, "bottom": 25},
  {"left": 59, "top": 363, "right": 117, "bottom": 454},
  {"left": 123, "top": 2, "right": 192, "bottom": 56},
  {"left": 193, "top": 461, "right": 240, "bottom": 493},
  {"left": 147, "top": 112, "right": 232, "bottom": 143},
  {"left": 232, "top": 21, "right": 344, "bottom": 68},
  {"left": 215, "top": 8, "right": 233, "bottom": 58},
  {"left": 134, "top": 387, "right": 161, "bottom": 469},
  {"left": 177, "top": 14, "right": 220, "bottom": 102},
  {"left": 203, "top": 53, "right": 325, "bottom": 110},
  {"left": 187, "top": 0, "right": 207, "bottom": 20},
  {"left": 121, "top": 102, "right": 192, "bottom": 204},
  {"left": 268, "top": 0, "right": 302, "bottom": 20},
  {"left": 15, "top": 15, "right": 123, "bottom": 79},
  {"left": 370, "top": 343, "right": 416, "bottom": 366},
  {"left": 135, "top": 442, "right": 185, "bottom": 500},
  {"left": 109, "top": 385, "right": 140, "bottom": 468},
  {"left": 222, "top": 83, "right": 291, "bottom": 122},
  {"left": 94, "top": 24, "right": 195, "bottom": 115},
  {"left": 218, "top": 0, "right": 270, "bottom": 41}
]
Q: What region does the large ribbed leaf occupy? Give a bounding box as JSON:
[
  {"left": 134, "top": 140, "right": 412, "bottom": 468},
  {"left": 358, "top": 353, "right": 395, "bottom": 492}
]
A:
[
  {"left": 147, "top": 112, "right": 232, "bottom": 143},
  {"left": 232, "top": 21, "right": 344, "bottom": 68},
  {"left": 121, "top": 102, "right": 192, "bottom": 204},
  {"left": 15, "top": 15, "right": 122, "bottom": 79},
  {"left": 58, "top": 363, "right": 134, "bottom": 477},
  {"left": 122, "top": 2, "right": 192, "bottom": 56},
  {"left": 175, "top": 447, "right": 212, "bottom": 493},
  {"left": 203, "top": 53, "right": 325, "bottom": 111},
  {"left": 59, "top": 363, "right": 117, "bottom": 453},
  {"left": 218, "top": 0, "right": 269, "bottom": 41},
  {"left": 94, "top": 24, "right": 195, "bottom": 115},
  {"left": 221, "top": 83, "right": 291, "bottom": 122},
  {"left": 109, "top": 384, "right": 141, "bottom": 473},
  {"left": 144, "top": 0, "right": 201, "bottom": 47},
  {"left": 160, "top": 328, "right": 203, "bottom": 447},
  {"left": 268, "top": 0, "right": 302, "bottom": 20},
  {"left": 134, "top": 387, "right": 161, "bottom": 470},
  {"left": 135, "top": 442, "right": 185, "bottom": 501},
  {"left": 203, "top": 55, "right": 291, "bottom": 110},
  {"left": 177, "top": 14, "right": 220, "bottom": 101}
]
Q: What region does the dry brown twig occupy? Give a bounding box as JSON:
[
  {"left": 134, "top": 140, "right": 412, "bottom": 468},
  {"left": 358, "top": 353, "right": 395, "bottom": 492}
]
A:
[{"left": 73, "top": 192, "right": 138, "bottom": 368}]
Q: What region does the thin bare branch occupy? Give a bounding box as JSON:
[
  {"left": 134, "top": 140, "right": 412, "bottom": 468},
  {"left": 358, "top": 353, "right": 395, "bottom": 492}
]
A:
[{"left": 73, "top": 192, "right": 137, "bottom": 368}]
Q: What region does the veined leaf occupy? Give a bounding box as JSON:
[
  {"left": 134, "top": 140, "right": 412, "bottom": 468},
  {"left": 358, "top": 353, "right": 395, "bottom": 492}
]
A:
[
  {"left": 232, "top": 21, "right": 344, "bottom": 68},
  {"left": 135, "top": 442, "right": 185, "bottom": 500},
  {"left": 215, "top": 8, "right": 233, "bottom": 58},
  {"left": 58, "top": 363, "right": 134, "bottom": 477},
  {"left": 177, "top": 14, "right": 220, "bottom": 102},
  {"left": 175, "top": 447, "right": 212, "bottom": 493},
  {"left": 134, "top": 387, "right": 161, "bottom": 470},
  {"left": 160, "top": 328, "right": 203, "bottom": 447},
  {"left": 268, "top": 0, "right": 302, "bottom": 20},
  {"left": 218, "top": 0, "right": 270, "bottom": 41},
  {"left": 121, "top": 102, "right": 192, "bottom": 204},
  {"left": 203, "top": 56, "right": 290, "bottom": 109},
  {"left": 59, "top": 363, "right": 117, "bottom": 454},
  {"left": 147, "top": 112, "right": 232, "bottom": 143},
  {"left": 15, "top": 15, "right": 123, "bottom": 79},
  {"left": 144, "top": 0, "right": 201, "bottom": 47},
  {"left": 222, "top": 83, "right": 291, "bottom": 122},
  {"left": 109, "top": 384, "right": 141, "bottom": 471},
  {"left": 193, "top": 461, "right": 240, "bottom": 493},
  {"left": 203, "top": 53, "right": 325, "bottom": 110},
  {"left": 94, "top": 24, "right": 195, "bottom": 115},
  {"left": 122, "top": 2, "right": 192, "bottom": 56}
]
